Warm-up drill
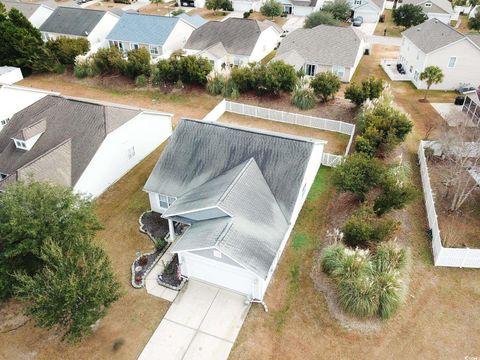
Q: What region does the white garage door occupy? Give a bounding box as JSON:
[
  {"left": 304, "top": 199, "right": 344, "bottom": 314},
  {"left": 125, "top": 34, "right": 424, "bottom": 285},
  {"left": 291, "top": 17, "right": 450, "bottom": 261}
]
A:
[
  {"left": 232, "top": 0, "right": 254, "bottom": 12},
  {"left": 182, "top": 252, "right": 257, "bottom": 296},
  {"left": 355, "top": 9, "right": 379, "bottom": 23}
]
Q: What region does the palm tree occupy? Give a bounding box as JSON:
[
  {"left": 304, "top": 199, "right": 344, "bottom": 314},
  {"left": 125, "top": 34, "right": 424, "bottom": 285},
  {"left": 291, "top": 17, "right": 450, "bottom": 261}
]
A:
[{"left": 419, "top": 66, "right": 444, "bottom": 101}]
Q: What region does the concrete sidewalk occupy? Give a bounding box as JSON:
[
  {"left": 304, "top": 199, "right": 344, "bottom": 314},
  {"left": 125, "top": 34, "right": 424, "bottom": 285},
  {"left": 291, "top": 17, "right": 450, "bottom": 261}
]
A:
[{"left": 138, "top": 280, "right": 250, "bottom": 360}]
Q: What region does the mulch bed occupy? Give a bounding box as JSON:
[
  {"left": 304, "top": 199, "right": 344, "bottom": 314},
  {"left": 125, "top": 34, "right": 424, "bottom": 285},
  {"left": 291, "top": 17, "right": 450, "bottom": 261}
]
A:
[
  {"left": 132, "top": 249, "right": 164, "bottom": 288},
  {"left": 157, "top": 254, "right": 185, "bottom": 290},
  {"left": 139, "top": 211, "right": 170, "bottom": 242}
]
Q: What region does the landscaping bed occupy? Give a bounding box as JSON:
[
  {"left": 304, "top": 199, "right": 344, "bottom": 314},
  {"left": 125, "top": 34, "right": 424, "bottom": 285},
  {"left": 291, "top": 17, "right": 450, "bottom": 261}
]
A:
[
  {"left": 157, "top": 254, "right": 186, "bottom": 291},
  {"left": 139, "top": 211, "right": 170, "bottom": 244}
]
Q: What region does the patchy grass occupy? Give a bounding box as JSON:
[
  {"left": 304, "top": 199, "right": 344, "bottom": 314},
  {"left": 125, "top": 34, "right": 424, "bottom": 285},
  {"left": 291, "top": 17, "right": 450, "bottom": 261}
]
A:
[
  {"left": 374, "top": 10, "right": 403, "bottom": 37},
  {"left": 138, "top": 2, "right": 176, "bottom": 16},
  {"left": 247, "top": 12, "right": 288, "bottom": 26},
  {"left": 307, "top": 167, "right": 331, "bottom": 201},
  {"left": 292, "top": 232, "right": 311, "bottom": 251},
  {"left": 187, "top": 7, "right": 229, "bottom": 20}
]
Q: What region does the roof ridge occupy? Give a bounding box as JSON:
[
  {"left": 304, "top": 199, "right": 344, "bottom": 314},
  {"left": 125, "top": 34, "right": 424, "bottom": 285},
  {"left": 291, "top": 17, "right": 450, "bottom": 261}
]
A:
[{"left": 217, "top": 158, "right": 254, "bottom": 203}]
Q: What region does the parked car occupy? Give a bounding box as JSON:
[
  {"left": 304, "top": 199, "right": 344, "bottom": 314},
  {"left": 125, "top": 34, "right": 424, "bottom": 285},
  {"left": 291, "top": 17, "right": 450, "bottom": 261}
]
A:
[
  {"left": 457, "top": 85, "right": 476, "bottom": 94},
  {"left": 352, "top": 16, "right": 363, "bottom": 27}
]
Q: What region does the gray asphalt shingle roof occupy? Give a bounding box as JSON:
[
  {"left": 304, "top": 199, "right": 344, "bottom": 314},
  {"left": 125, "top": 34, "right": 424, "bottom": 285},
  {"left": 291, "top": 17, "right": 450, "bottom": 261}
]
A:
[
  {"left": 402, "top": 0, "right": 453, "bottom": 14},
  {"left": 402, "top": 18, "right": 467, "bottom": 53},
  {"left": 168, "top": 158, "right": 290, "bottom": 279},
  {"left": 1, "top": 0, "right": 41, "bottom": 18},
  {"left": 144, "top": 119, "right": 315, "bottom": 219},
  {"left": 39, "top": 7, "right": 105, "bottom": 36},
  {"left": 275, "top": 25, "right": 365, "bottom": 68},
  {"left": 0, "top": 95, "right": 140, "bottom": 187},
  {"left": 184, "top": 18, "right": 280, "bottom": 56},
  {"left": 106, "top": 13, "right": 180, "bottom": 46}
]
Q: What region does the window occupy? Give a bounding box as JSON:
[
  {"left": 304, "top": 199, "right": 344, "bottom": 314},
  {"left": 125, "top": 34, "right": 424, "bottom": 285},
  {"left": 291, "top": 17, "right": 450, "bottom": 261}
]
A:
[
  {"left": 127, "top": 146, "right": 135, "bottom": 159},
  {"left": 150, "top": 46, "right": 159, "bottom": 56},
  {"left": 425, "top": 2, "right": 431, "bottom": 6},
  {"left": 354, "top": 0, "right": 362, "bottom": 4},
  {"left": 305, "top": 64, "right": 316, "bottom": 76},
  {"left": 448, "top": 56, "right": 457, "bottom": 68},
  {"left": 409, "top": 65, "right": 413, "bottom": 73},
  {"left": 0, "top": 173, "right": 7, "bottom": 180},
  {"left": 414, "top": 70, "right": 419, "bottom": 81},
  {"left": 0, "top": 118, "right": 9, "bottom": 126},
  {"left": 332, "top": 65, "right": 345, "bottom": 79},
  {"left": 158, "top": 194, "right": 176, "bottom": 209},
  {"left": 132, "top": 43, "right": 139, "bottom": 50},
  {"left": 14, "top": 139, "right": 27, "bottom": 150}
]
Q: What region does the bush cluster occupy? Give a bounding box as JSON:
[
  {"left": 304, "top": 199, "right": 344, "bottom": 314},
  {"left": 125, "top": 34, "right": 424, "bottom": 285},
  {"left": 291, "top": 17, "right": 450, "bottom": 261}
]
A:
[
  {"left": 345, "top": 77, "right": 385, "bottom": 106},
  {"left": 310, "top": 71, "right": 341, "bottom": 102},
  {"left": 321, "top": 242, "right": 408, "bottom": 319},
  {"left": 154, "top": 55, "right": 212, "bottom": 86}
]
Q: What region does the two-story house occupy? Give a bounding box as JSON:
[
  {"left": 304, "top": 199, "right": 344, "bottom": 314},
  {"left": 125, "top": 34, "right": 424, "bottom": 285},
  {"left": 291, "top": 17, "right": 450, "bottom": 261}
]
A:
[{"left": 401, "top": 0, "right": 455, "bottom": 24}]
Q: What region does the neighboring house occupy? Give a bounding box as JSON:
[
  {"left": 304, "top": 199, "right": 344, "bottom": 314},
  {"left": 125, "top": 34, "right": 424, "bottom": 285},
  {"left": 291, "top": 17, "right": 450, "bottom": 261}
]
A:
[
  {"left": 401, "top": 0, "right": 455, "bottom": 23},
  {"left": 274, "top": 25, "right": 368, "bottom": 82},
  {"left": 177, "top": 0, "right": 263, "bottom": 11},
  {"left": 462, "top": 88, "right": 480, "bottom": 124},
  {"left": 106, "top": 13, "right": 196, "bottom": 61},
  {"left": 470, "top": 5, "right": 479, "bottom": 18},
  {"left": 279, "top": 0, "right": 322, "bottom": 16},
  {"left": 0, "top": 89, "right": 173, "bottom": 196},
  {"left": 349, "top": 0, "right": 386, "bottom": 23},
  {"left": 175, "top": 13, "right": 207, "bottom": 28},
  {"left": 184, "top": 18, "right": 282, "bottom": 70},
  {"left": 1, "top": 0, "right": 55, "bottom": 28},
  {"left": 0, "top": 67, "right": 23, "bottom": 86},
  {"left": 0, "top": 85, "right": 57, "bottom": 133},
  {"left": 39, "top": 7, "right": 120, "bottom": 53},
  {"left": 399, "top": 19, "right": 480, "bottom": 90},
  {"left": 143, "top": 119, "right": 325, "bottom": 300}
]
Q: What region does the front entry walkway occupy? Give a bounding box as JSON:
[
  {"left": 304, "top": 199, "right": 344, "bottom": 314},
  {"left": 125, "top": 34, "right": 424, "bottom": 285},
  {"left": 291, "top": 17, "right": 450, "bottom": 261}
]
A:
[{"left": 138, "top": 280, "right": 250, "bottom": 360}]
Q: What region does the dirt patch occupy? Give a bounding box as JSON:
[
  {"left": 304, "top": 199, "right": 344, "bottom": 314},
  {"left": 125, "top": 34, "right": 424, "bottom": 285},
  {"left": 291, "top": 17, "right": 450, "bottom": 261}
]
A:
[
  {"left": 87, "top": 1, "right": 126, "bottom": 10},
  {"left": 427, "top": 157, "right": 480, "bottom": 248},
  {"left": 187, "top": 7, "right": 229, "bottom": 20},
  {"left": 0, "top": 301, "right": 30, "bottom": 333},
  {"left": 138, "top": 2, "right": 175, "bottom": 16},
  {"left": 218, "top": 112, "right": 351, "bottom": 155},
  {"left": 248, "top": 12, "right": 288, "bottom": 26}
]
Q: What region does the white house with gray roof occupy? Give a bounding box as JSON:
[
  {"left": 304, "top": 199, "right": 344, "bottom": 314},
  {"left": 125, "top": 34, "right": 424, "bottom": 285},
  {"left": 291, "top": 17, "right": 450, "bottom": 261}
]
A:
[
  {"left": 106, "top": 13, "right": 196, "bottom": 61},
  {"left": 399, "top": 19, "right": 480, "bottom": 90},
  {"left": 274, "top": 25, "right": 368, "bottom": 82},
  {"left": 401, "top": 0, "right": 455, "bottom": 24},
  {"left": 279, "top": 0, "right": 322, "bottom": 16},
  {"left": 350, "top": 0, "right": 386, "bottom": 23},
  {"left": 183, "top": 18, "right": 282, "bottom": 70},
  {"left": 143, "top": 119, "right": 325, "bottom": 300},
  {"left": 0, "top": 86, "right": 173, "bottom": 197},
  {"left": 1, "top": 0, "right": 55, "bottom": 28},
  {"left": 39, "top": 7, "right": 120, "bottom": 53}
]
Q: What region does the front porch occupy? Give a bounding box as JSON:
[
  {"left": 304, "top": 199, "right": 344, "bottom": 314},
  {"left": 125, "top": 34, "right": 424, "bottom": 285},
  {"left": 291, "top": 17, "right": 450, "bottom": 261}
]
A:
[{"left": 380, "top": 58, "right": 412, "bottom": 82}]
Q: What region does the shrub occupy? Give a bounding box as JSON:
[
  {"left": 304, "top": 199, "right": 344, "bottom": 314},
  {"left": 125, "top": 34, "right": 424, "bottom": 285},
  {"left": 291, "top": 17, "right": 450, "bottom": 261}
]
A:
[
  {"left": 231, "top": 66, "right": 256, "bottom": 92},
  {"left": 177, "top": 55, "right": 212, "bottom": 85},
  {"left": 374, "top": 175, "right": 417, "bottom": 216},
  {"left": 310, "top": 72, "right": 341, "bottom": 102},
  {"left": 206, "top": 72, "right": 226, "bottom": 95},
  {"left": 114, "top": 0, "right": 130, "bottom": 3},
  {"left": 355, "top": 96, "right": 413, "bottom": 157},
  {"left": 135, "top": 74, "right": 147, "bottom": 86},
  {"left": 154, "top": 58, "right": 178, "bottom": 85},
  {"left": 291, "top": 80, "right": 316, "bottom": 110},
  {"left": 260, "top": 0, "right": 283, "bottom": 18},
  {"left": 342, "top": 205, "right": 398, "bottom": 248},
  {"left": 222, "top": 78, "right": 240, "bottom": 99},
  {"left": 321, "top": 0, "right": 351, "bottom": 20},
  {"left": 46, "top": 37, "right": 90, "bottom": 65},
  {"left": 332, "top": 153, "right": 385, "bottom": 201},
  {"left": 259, "top": 60, "right": 298, "bottom": 96},
  {"left": 92, "top": 47, "right": 126, "bottom": 75},
  {"left": 392, "top": 4, "right": 428, "bottom": 28},
  {"left": 171, "top": 8, "right": 185, "bottom": 16},
  {"left": 345, "top": 77, "right": 385, "bottom": 106},
  {"left": 338, "top": 274, "right": 379, "bottom": 318},
  {"left": 469, "top": 11, "right": 480, "bottom": 31},
  {"left": 304, "top": 10, "right": 339, "bottom": 28},
  {"left": 125, "top": 47, "right": 151, "bottom": 80},
  {"left": 53, "top": 63, "right": 66, "bottom": 74},
  {"left": 320, "top": 243, "right": 345, "bottom": 275},
  {"left": 243, "top": 11, "right": 250, "bottom": 18}
]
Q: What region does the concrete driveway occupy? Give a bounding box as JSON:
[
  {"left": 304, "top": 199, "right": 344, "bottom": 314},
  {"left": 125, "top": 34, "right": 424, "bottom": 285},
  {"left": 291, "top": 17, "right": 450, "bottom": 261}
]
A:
[
  {"left": 283, "top": 16, "right": 305, "bottom": 32},
  {"left": 138, "top": 280, "right": 250, "bottom": 360}
]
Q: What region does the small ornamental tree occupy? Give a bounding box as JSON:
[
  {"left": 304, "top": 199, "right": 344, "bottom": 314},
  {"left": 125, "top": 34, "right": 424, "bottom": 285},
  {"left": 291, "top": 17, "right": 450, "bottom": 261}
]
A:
[
  {"left": 260, "top": 0, "right": 283, "bottom": 19},
  {"left": 310, "top": 71, "right": 341, "bottom": 102},
  {"left": 205, "top": 0, "right": 232, "bottom": 13},
  {"left": 321, "top": 0, "right": 351, "bottom": 20},
  {"left": 419, "top": 65, "right": 444, "bottom": 100},
  {"left": 304, "top": 10, "right": 339, "bottom": 28},
  {"left": 46, "top": 37, "right": 90, "bottom": 65},
  {"left": 392, "top": 4, "right": 428, "bottom": 28},
  {"left": 0, "top": 179, "right": 101, "bottom": 300},
  {"left": 14, "top": 237, "right": 121, "bottom": 342},
  {"left": 345, "top": 76, "right": 385, "bottom": 106},
  {"left": 469, "top": 11, "right": 480, "bottom": 30},
  {"left": 92, "top": 46, "right": 126, "bottom": 75},
  {"left": 332, "top": 153, "right": 385, "bottom": 201},
  {"left": 231, "top": 65, "right": 256, "bottom": 92},
  {"left": 125, "top": 47, "right": 151, "bottom": 80}
]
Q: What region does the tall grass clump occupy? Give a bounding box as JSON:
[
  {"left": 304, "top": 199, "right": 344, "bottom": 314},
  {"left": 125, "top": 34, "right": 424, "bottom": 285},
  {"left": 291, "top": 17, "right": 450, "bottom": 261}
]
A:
[
  {"left": 206, "top": 72, "right": 226, "bottom": 95},
  {"left": 291, "top": 79, "right": 316, "bottom": 110},
  {"left": 320, "top": 242, "right": 408, "bottom": 320}
]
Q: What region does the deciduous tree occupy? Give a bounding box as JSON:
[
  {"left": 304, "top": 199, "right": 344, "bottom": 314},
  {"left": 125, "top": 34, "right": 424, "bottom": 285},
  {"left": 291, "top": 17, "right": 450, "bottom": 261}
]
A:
[
  {"left": 310, "top": 71, "right": 341, "bottom": 102},
  {"left": 260, "top": 0, "right": 283, "bottom": 19},
  {"left": 304, "top": 10, "right": 339, "bottom": 28},
  {"left": 392, "top": 4, "right": 428, "bottom": 28}
]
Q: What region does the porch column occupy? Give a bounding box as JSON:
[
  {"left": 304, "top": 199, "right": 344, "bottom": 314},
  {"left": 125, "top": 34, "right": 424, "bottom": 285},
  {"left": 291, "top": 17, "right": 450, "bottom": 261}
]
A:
[{"left": 168, "top": 219, "right": 176, "bottom": 242}]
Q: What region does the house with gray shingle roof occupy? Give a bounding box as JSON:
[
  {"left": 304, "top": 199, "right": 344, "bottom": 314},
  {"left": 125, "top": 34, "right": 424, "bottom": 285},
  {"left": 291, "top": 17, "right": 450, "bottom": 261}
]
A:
[
  {"left": 1, "top": 0, "right": 55, "bottom": 28},
  {"left": 39, "top": 7, "right": 120, "bottom": 51},
  {"left": 279, "top": 0, "right": 322, "bottom": 16},
  {"left": 273, "top": 25, "right": 368, "bottom": 82},
  {"left": 0, "top": 85, "right": 172, "bottom": 197},
  {"left": 401, "top": 0, "right": 455, "bottom": 24},
  {"left": 106, "top": 13, "right": 196, "bottom": 61},
  {"left": 183, "top": 18, "right": 282, "bottom": 70},
  {"left": 399, "top": 19, "right": 480, "bottom": 90},
  {"left": 143, "top": 119, "right": 325, "bottom": 300}
]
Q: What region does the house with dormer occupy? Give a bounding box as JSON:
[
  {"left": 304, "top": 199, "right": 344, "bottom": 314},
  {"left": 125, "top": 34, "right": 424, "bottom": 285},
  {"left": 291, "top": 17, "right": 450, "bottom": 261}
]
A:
[{"left": 0, "top": 86, "right": 172, "bottom": 196}]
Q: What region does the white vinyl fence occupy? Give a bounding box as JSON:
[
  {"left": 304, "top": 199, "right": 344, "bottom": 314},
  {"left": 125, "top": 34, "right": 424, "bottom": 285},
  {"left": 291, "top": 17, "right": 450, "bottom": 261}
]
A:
[
  {"left": 203, "top": 100, "right": 356, "bottom": 167},
  {"left": 418, "top": 141, "right": 480, "bottom": 268}
]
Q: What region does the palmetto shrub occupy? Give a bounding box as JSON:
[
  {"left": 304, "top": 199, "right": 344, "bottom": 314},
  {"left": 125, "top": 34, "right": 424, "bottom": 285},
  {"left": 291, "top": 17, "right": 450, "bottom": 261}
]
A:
[{"left": 320, "top": 242, "right": 407, "bottom": 319}]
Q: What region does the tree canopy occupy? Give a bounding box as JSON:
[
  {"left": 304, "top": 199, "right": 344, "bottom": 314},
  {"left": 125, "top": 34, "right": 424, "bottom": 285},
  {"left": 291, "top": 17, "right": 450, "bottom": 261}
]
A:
[
  {"left": 345, "top": 77, "right": 385, "bottom": 105},
  {"left": 321, "top": 0, "right": 351, "bottom": 20},
  {"left": 469, "top": 11, "right": 480, "bottom": 30},
  {"left": 304, "top": 10, "right": 339, "bottom": 28},
  {"left": 392, "top": 4, "right": 428, "bottom": 28},
  {"left": 260, "top": 0, "right": 283, "bottom": 19},
  {"left": 310, "top": 71, "right": 341, "bottom": 102},
  {"left": 205, "top": 0, "right": 233, "bottom": 13}
]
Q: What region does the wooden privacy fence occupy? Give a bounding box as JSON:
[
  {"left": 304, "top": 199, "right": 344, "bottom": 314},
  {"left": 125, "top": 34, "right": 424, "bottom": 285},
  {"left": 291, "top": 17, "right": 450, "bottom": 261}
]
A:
[{"left": 418, "top": 141, "right": 480, "bottom": 268}]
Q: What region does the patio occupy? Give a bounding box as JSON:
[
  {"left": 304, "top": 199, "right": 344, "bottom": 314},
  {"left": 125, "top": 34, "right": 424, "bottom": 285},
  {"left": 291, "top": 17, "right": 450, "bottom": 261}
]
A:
[{"left": 380, "top": 59, "right": 411, "bottom": 82}]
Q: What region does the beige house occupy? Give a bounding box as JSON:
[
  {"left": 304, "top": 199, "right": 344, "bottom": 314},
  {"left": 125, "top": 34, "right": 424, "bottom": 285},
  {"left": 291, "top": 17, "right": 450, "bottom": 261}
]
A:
[{"left": 399, "top": 19, "right": 480, "bottom": 90}]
